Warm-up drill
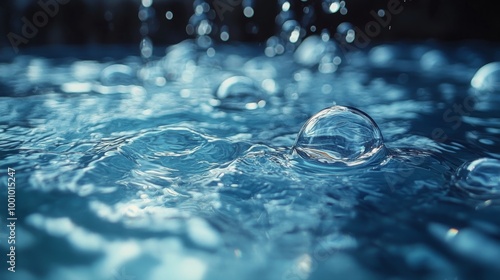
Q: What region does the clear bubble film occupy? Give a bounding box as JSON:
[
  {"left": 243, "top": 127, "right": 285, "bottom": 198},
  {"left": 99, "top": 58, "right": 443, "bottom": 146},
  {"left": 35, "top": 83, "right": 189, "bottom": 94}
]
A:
[
  {"left": 292, "top": 105, "right": 386, "bottom": 167},
  {"left": 452, "top": 158, "right": 500, "bottom": 198}
]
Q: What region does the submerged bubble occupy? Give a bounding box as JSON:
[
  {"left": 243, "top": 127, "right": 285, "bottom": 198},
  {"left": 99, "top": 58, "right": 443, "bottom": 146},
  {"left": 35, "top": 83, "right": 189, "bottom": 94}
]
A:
[
  {"left": 471, "top": 62, "right": 500, "bottom": 93},
  {"left": 292, "top": 106, "right": 385, "bottom": 166},
  {"left": 214, "top": 76, "right": 266, "bottom": 110},
  {"left": 452, "top": 158, "right": 500, "bottom": 197}
]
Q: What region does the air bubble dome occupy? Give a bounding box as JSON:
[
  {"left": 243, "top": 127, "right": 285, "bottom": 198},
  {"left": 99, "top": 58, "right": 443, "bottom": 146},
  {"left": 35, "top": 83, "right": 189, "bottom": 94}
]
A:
[
  {"left": 215, "top": 75, "right": 265, "bottom": 110},
  {"left": 453, "top": 158, "right": 500, "bottom": 196},
  {"left": 292, "top": 105, "right": 385, "bottom": 166},
  {"left": 471, "top": 62, "right": 500, "bottom": 92}
]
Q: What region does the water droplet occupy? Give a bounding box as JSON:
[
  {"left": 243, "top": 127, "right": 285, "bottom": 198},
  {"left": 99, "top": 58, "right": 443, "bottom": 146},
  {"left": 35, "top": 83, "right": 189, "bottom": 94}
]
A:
[
  {"left": 215, "top": 76, "right": 266, "bottom": 110},
  {"left": 140, "top": 37, "right": 153, "bottom": 59},
  {"left": 420, "top": 50, "right": 447, "bottom": 71},
  {"left": 453, "top": 158, "right": 500, "bottom": 197},
  {"left": 243, "top": 7, "right": 255, "bottom": 18},
  {"left": 322, "top": 0, "right": 340, "bottom": 14},
  {"left": 294, "top": 35, "right": 337, "bottom": 67},
  {"left": 220, "top": 25, "right": 230, "bottom": 41},
  {"left": 141, "top": 0, "right": 153, "bottom": 8},
  {"left": 336, "top": 22, "right": 355, "bottom": 44},
  {"left": 165, "top": 11, "right": 174, "bottom": 20},
  {"left": 292, "top": 106, "right": 385, "bottom": 166},
  {"left": 281, "top": 20, "right": 305, "bottom": 44},
  {"left": 471, "top": 62, "right": 500, "bottom": 93},
  {"left": 282, "top": 1, "right": 291, "bottom": 12}
]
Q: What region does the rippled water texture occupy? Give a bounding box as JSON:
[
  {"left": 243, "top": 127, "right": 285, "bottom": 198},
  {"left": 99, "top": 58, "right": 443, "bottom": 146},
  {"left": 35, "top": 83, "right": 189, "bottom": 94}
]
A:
[{"left": 1, "top": 41, "right": 500, "bottom": 280}]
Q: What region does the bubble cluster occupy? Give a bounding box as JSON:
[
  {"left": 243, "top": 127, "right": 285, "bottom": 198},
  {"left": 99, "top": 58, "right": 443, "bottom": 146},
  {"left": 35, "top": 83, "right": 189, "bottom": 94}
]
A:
[
  {"left": 292, "top": 106, "right": 385, "bottom": 166},
  {"left": 214, "top": 76, "right": 266, "bottom": 110},
  {"left": 452, "top": 158, "right": 500, "bottom": 197}
]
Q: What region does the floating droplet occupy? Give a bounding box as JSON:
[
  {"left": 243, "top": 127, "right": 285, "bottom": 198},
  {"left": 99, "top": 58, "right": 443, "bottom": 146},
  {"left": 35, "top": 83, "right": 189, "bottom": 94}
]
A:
[
  {"left": 292, "top": 106, "right": 385, "bottom": 166},
  {"left": 452, "top": 158, "right": 500, "bottom": 197},
  {"left": 215, "top": 76, "right": 266, "bottom": 110},
  {"left": 281, "top": 20, "right": 305, "bottom": 44},
  {"left": 140, "top": 37, "right": 154, "bottom": 59},
  {"left": 100, "top": 64, "right": 136, "bottom": 86},
  {"left": 336, "top": 22, "right": 355, "bottom": 44},
  {"left": 322, "top": 0, "right": 341, "bottom": 14}
]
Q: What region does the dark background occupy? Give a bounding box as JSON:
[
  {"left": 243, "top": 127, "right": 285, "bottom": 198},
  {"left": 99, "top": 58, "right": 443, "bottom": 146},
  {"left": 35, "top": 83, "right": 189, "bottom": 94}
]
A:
[{"left": 0, "top": 0, "right": 499, "bottom": 52}]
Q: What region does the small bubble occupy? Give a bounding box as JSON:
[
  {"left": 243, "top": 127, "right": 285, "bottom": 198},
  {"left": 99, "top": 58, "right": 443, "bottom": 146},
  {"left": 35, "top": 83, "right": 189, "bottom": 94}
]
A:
[
  {"left": 140, "top": 37, "right": 153, "bottom": 59},
  {"left": 141, "top": 0, "right": 152, "bottom": 8},
  {"left": 215, "top": 76, "right": 266, "bottom": 110},
  {"left": 322, "top": 0, "right": 340, "bottom": 14},
  {"left": 281, "top": 20, "right": 305, "bottom": 44},
  {"left": 294, "top": 35, "right": 327, "bottom": 67},
  {"left": 195, "top": 5, "right": 204, "bottom": 15},
  {"left": 369, "top": 45, "right": 398, "bottom": 66},
  {"left": 207, "top": 47, "right": 216, "bottom": 57},
  {"left": 321, "top": 84, "right": 332, "bottom": 94},
  {"left": 100, "top": 64, "right": 136, "bottom": 86},
  {"left": 220, "top": 26, "right": 230, "bottom": 41},
  {"left": 165, "top": 11, "right": 173, "bottom": 20},
  {"left": 243, "top": 7, "right": 255, "bottom": 18},
  {"left": 197, "top": 20, "right": 212, "bottom": 36},
  {"left": 282, "top": 1, "right": 291, "bottom": 12},
  {"left": 292, "top": 106, "right": 385, "bottom": 166},
  {"left": 471, "top": 62, "right": 500, "bottom": 93},
  {"left": 453, "top": 158, "right": 500, "bottom": 197},
  {"left": 336, "top": 22, "right": 355, "bottom": 44}
]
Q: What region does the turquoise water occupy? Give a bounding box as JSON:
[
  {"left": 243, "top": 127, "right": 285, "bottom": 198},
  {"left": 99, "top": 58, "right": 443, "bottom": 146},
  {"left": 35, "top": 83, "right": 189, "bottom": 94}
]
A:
[{"left": 1, "top": 41, "right": 500, "bottom": 280}]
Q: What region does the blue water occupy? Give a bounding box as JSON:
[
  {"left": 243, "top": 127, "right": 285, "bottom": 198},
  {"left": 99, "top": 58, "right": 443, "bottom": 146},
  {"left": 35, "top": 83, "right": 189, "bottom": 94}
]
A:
[{"left": 1, "top": 41, "right": 500, "bottom": 280}]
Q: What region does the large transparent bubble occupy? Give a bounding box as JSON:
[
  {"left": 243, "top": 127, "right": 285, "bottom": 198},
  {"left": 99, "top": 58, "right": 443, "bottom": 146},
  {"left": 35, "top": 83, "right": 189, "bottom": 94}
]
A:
[
  {"left": 452, "top": 158, "right": 500, "bottom": 197},
  {"left": 292, "top": 106, "right": 385, "bottom": 167}
]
